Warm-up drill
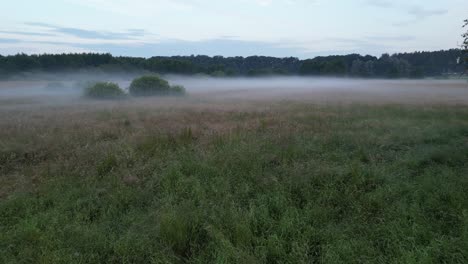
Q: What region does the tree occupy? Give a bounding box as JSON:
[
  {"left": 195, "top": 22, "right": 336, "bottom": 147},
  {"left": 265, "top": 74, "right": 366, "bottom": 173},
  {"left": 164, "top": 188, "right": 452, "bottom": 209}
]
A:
[
  {"left": 84, "top": 82, "right": 126, "bottom": 99},
  {"left": 463, "top": 19, "right": 468, "bottom": 70},
  {"left": 129, "top": 75, "right": 185, "bottom": 96},
  {"left": 0, "top": 51, "right": 464, "bottom": 77},
  {"left": 463, "top": 19, "right": 468, "bottom": 48},
  {"left": 129, "top": 75, "right": 171, "bottom": 96}
]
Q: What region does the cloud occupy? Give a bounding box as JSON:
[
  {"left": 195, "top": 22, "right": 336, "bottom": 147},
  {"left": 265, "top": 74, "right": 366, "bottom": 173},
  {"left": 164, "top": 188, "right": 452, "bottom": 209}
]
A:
[
  {"left": 366, "top": 0, "right": 393, "bottom": 8},
  {"left": 407, "top": 6, "right": 448, "bottom": 19},
  {"left": 392, "top": 7, "right": 448, "bottom": 27},
  {"left": 24, "top": 22, "right": 149, "bottom": 40},
  {"left": 0, "top": 42, "right": 90, "bottom": 55},
  {"left": 365, "top": 1, "right": 448, "bottom": 26},
  {"left": 256, "top": 0, "right": 273, "bottom": 6},
  {"left": 0, "top": 30, "right": 55, "bottom": 37},
  {"left": 0, "top": 28, "right": 421, "bottom": 59},
  {"left": 63, "top": 0, "right": 198, "bottom": 17},
  {"left": 367, "top": 36, "right": 415, "bottom": 41},
  {"left": 74, "top": 38, "right": 310, "bottom": 58},
  {"left": 0, "top": 38, "right": 21, "bottom": 43},
  {"left": 0, "top": 36, "right": 318, "bottom": 58},
  {"left": 55, "top": 27, "right": 143, "bottom": 40}
]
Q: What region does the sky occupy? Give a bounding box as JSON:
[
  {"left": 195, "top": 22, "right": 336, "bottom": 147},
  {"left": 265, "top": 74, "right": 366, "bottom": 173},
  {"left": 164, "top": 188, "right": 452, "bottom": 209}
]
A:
[{"left": 0, "top": 0, "right": 466, "bottom": 58}]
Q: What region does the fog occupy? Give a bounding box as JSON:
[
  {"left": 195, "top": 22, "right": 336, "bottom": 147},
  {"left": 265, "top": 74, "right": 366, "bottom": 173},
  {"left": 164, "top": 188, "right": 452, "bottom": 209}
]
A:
[
  {"left": 1, "top": 74, "right": 468, "bottom": 105},
  {"left": 168, "top": 76, "right": 468, "bottom": 103}
]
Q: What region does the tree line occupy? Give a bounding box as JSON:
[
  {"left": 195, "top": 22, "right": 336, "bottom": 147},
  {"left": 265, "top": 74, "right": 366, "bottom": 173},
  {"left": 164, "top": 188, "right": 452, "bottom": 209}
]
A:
[
  {"left": 300, "top": 50, "right": 463, "bottom": 78},
  {"left": 0, "top": 49, "right": 464, "bottom": 78}
]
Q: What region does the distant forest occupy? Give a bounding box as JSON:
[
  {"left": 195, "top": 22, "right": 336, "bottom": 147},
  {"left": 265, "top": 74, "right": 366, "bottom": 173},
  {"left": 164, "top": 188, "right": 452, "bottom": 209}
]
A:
[{"left": 0, "top": 49, "right": 464, "bottom": 78}]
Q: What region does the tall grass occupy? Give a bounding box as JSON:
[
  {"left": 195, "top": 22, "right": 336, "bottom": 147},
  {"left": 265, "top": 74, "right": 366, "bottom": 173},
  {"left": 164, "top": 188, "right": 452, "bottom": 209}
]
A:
[{"left": 1, "top": 101, "right": 467, "bottom": 263}]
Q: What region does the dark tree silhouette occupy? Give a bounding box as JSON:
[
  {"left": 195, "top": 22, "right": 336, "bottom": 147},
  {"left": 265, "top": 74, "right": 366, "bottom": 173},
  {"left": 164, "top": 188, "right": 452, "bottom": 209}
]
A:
[
  {"left": 463, "top": 19, "right": 468, "bottom": 48},
  {"left": 462, "top": 19, "right": 468, "bottom": 71},
  {"left": 0, "top": 50, "right": 465, "bottom": 78}
]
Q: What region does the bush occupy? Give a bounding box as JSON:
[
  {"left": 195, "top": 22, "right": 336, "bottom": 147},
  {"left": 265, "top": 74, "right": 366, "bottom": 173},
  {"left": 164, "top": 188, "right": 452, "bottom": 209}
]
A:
[
  {"left": 129, "top": 75, "right": 185, "bottom": 96},
  {"left": 84, "top": 82, "right": 126, "bottom": 99},
  {"left": 129, "top": 75, "right": 170, "bottom": 96},
  {"left": 170, "top": 85, "right": 186, "bottom": 95}
]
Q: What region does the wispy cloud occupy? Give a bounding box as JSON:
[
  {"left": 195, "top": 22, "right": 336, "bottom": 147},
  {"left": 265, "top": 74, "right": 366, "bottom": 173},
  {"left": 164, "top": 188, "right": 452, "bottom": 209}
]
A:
[
  {"left": 0, "top": 28, "right": 421, "bottom": 58},
  {"left": 2, "top": 37, "right": 310, "bottom": 58},
  {"left": 367, "top": 36, "right": 415, "bottom": 41},
  {"left": 392, "top": 6, "right": 448, "bottom": 27},
  {"left": 407, "top": 6, "right": 447, "bottom": 19},
  {"left": 0, "top": 30, "right": 55, "bottom": 37},
  {"left": 0, "top": 0, "right": 462, "bottom": 57},
  {"left": 24, "top": 22, "right": 149, "bottom": 40},
  {"left": 365, "top": 0, "right": 393, "bottom": 8},
  {"left": 0, "top": 38, "right": 21, "bottom": 43},
  {"left": 63, "top": 0, "right": 198, "bottom": 17},
  {"left": 365, "top": 0, "right": 448, "bottom": 26}
]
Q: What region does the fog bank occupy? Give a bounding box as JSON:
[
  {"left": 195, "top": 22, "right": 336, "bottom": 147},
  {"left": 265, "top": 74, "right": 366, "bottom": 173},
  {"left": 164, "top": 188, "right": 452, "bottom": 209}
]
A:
[{"left": 1, "top": 75, "right": 467, "bottom": 105}]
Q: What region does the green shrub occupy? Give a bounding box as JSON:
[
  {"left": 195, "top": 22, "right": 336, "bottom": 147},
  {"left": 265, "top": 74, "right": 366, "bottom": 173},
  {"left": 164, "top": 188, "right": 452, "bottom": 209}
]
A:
[
  {"left": 84, "top": 82, "right": 126, "bottom": 99},
  {"left": 170, "top": 85, "right": 186, "bottom": 95},
  {"left": 129, "top": 75, "right": 185, "bottom": 96},
  {"left": 129, "top": 75, "right": 170, "bottom": 96}
]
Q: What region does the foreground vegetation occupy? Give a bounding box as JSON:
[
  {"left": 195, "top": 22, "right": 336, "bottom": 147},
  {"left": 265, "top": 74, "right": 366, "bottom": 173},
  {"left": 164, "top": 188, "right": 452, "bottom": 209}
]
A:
[{"left": 1, "top": 99, "right": 467, "bottom": 263}]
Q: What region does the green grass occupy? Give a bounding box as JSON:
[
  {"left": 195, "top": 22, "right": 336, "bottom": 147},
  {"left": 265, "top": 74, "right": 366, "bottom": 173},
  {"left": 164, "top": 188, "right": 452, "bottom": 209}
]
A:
[{"left": 1, "top": 101, "right": 468, "bottom": 263}]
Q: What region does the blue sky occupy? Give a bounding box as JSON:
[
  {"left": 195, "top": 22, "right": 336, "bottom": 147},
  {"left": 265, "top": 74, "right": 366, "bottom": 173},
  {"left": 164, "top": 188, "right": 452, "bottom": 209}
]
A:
[{"left": 0, "top": 0, "right": 466, "bottom": 58}]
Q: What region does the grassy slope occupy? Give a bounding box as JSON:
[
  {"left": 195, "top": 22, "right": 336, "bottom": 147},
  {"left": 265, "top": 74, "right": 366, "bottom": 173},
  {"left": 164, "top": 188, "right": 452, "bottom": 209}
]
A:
[{"left": 1, "top": 101, "right": 468, "bottom": 263}]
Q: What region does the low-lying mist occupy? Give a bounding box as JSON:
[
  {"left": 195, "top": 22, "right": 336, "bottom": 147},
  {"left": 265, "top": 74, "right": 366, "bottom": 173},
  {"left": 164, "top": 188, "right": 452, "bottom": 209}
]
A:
[{"left": 1, "top": 74, "right": 467, "bottom": 106}]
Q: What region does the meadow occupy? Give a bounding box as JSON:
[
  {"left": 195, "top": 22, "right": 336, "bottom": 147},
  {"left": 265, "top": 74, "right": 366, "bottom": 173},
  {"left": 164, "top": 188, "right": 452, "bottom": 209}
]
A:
[{"left": 1, "top": 78, "right": 468, "bottom": 263}]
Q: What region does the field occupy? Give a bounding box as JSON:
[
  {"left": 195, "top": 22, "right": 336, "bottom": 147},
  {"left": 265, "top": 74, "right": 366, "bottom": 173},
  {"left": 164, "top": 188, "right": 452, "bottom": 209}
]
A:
[{"left": 1, "top": 78, "right": 468, "bottom": 263}]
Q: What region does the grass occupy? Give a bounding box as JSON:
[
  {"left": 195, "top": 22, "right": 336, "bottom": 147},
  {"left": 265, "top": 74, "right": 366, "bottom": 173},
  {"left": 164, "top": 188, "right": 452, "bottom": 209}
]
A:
[{"left": 1, "top": 99, "right": 468, "bottom": 263}]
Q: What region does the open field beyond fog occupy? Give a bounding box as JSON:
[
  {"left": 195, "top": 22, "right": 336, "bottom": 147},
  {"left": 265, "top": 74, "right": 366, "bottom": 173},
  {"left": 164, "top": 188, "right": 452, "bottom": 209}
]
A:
[{"left": 1, "top": 78, "right": 468, "bottom": 263}]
